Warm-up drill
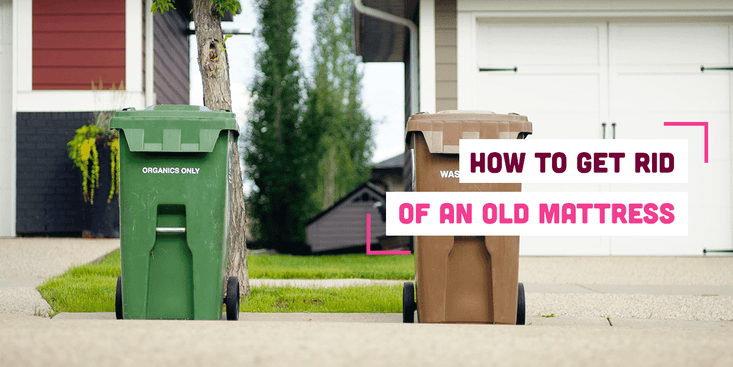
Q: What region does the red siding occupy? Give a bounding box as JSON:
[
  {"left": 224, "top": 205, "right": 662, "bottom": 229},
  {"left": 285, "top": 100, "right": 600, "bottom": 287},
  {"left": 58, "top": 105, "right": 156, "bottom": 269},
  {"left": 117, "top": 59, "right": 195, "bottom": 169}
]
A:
[{"left": 33, "top": 0, "right": 126, "bottom": 90}]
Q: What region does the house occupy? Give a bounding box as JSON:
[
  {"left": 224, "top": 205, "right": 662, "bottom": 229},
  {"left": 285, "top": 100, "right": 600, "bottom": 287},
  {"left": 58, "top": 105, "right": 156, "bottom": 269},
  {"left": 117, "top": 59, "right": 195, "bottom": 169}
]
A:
[
  {"left": 306, "top": 182, "right": 386, "bottom": 253},
  {"left": 370, "top": 153, "right": 405, "bottom": 192},
  {"left": 0, "top": 0, "right": 202, "bottom": 237},
  {"left": 353, "top": 0, "right": 733, "bottom": 256},
  {"left": 306, "top": 158, "right": 412, "bottom": 253}
]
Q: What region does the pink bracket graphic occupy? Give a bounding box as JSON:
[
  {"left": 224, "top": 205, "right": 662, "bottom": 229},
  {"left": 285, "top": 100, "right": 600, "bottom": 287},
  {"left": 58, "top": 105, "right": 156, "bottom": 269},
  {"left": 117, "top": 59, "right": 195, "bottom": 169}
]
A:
[
  {"left": 664, "top": 122, "right": 709, "bottom": 163},
  {"left": 366, "top": 213, "right": 411, "bottom": 255}
]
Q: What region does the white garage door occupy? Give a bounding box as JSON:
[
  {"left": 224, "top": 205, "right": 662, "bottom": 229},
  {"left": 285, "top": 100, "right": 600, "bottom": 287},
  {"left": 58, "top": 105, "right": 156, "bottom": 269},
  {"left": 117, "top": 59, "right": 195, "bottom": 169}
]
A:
[{"left": 464, "top": 19, "right": 733, "bottom": 255}]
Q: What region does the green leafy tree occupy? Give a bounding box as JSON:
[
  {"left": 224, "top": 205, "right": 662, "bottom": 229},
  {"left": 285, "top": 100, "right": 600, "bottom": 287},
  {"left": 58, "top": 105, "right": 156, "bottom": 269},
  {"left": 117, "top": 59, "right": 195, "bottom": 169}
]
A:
[
  {"left": 246, "top": 0, "right": 317, "bottom": 253},
  {"left": 306, "top": 0, "right": 374, "bottom": 211}
]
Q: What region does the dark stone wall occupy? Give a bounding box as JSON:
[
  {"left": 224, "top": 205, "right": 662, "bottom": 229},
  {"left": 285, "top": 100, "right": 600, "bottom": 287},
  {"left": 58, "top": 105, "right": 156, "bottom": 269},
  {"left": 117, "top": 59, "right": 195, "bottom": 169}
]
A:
[{"left": 16, "top": 112, "right": 93, "bottom": 234}]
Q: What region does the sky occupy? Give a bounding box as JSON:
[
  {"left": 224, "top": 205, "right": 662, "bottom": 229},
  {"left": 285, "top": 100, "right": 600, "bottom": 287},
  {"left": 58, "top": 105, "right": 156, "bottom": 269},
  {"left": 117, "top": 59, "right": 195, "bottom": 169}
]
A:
[{"left": 188, "top": 0, "right": 407, "bottom": 169}]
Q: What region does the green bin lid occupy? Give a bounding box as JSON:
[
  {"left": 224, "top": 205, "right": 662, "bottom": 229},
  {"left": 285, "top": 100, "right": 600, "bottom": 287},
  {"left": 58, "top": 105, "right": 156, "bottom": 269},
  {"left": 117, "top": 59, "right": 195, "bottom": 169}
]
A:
[{"left": 110, "top": 105, "right": 238, "bottom": 153}]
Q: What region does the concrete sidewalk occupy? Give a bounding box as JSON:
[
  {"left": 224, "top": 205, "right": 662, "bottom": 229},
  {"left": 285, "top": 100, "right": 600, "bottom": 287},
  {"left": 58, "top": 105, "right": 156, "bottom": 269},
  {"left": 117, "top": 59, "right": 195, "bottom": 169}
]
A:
[
  {"left": 51, "top": 311, "right": 733, "bottom": 330},
  {"left": 3, "top": 313, "right": 733, "bottom": 367},
  {"left": 0, "top": 238, "right": 120, "bottom": 316}
]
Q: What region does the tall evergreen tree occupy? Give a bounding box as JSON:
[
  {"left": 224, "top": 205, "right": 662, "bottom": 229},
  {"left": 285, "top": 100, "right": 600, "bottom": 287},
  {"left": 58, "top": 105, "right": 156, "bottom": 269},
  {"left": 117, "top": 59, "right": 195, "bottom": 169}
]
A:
[
  {"left": 246, "top": 0, "right": 317, "bottom": 253},
  {"left": 306, "top": 0, "right": 374, "bottom": 212}
]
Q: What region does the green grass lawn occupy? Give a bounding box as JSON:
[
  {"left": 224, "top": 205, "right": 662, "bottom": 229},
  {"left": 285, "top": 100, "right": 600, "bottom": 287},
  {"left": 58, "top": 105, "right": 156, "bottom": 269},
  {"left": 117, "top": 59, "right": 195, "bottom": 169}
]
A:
[
  {"left": 242, "top": 285, "right": 401, "bottom": 313},
  {"left": 248, "top": 253, "right": 414, "bottom": 280},
  {"left": 38, "top": 250, "right": 413, "bottom": 315},
  {"left": 38, "top": 250, "right": 121, "bottom": 315}
]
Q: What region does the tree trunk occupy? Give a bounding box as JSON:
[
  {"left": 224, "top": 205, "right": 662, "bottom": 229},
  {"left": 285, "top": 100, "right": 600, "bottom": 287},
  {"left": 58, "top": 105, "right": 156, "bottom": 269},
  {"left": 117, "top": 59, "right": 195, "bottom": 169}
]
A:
[{"left": 192, "top": 0, "right": 250, "bottom": 296}]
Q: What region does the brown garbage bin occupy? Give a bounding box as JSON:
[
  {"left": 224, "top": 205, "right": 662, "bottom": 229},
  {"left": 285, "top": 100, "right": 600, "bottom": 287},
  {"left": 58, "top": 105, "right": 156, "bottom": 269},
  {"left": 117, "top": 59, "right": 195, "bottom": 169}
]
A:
[{"left": 402, "top": 111, "right": 532, "bottom": 324}]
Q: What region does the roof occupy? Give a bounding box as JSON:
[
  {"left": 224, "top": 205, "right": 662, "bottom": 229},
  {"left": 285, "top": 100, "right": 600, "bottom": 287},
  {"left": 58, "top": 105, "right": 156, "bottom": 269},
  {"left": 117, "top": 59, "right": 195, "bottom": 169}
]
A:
[
  {"left": 373, "top": 153, "right": 404, "bottom": 169},
  {"left": 353, "top": 0, "right": 418, "bottom": 62},
  {"left": 306, "top": 182, "right": 386, "bottom": 226}
]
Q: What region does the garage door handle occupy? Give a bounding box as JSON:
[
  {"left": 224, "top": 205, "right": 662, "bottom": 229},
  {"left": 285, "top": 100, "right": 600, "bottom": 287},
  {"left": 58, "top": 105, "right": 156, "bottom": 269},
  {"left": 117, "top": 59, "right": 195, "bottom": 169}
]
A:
[
  {"left": 479, "top": 67, "right": 517, "bottom": 72},
  {"left": 612, "top": 122, "right": 616, "bottom": 139},
  {"left": 701, "top": 66, "right": 733, "bottom": 72},
  {"left": 601, "top": 122, "right": 607, "bottom": 139}
]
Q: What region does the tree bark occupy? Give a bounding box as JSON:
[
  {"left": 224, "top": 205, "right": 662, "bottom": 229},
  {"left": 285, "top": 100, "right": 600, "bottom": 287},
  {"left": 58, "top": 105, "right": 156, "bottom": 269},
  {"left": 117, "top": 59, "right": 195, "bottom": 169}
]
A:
[{"left": 192, "top": 0, "right": 250, "bottom": 296}]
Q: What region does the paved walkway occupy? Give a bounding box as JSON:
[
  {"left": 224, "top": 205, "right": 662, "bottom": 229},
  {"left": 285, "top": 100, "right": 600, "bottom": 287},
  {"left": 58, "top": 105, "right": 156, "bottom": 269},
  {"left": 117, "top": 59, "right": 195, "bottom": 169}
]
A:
[{"left": 0, "top": 238, "right": 120, "bottom": 316}]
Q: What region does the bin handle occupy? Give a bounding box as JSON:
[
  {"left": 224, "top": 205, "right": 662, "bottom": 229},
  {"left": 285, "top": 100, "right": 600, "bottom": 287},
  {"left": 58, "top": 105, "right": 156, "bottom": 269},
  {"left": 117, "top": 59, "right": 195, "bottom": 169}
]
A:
[
  {"left": 601, "top": 122, "right": 607, "bottom": 139},
  {"left": 156, "top": 227, "right": 186, "bottom": 233}
]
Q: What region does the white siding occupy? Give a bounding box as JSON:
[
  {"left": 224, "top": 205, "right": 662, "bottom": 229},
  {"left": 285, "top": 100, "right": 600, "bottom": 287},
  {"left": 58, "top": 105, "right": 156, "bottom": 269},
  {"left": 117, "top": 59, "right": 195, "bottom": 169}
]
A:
[{"left": 0, "top": 0, "right": 14, "bottom": 236}]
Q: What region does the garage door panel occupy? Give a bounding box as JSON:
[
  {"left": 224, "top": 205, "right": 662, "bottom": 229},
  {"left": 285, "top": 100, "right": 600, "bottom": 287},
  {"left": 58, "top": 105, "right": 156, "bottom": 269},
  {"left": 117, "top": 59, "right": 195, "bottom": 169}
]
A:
[
  {"left": 613, "top": 23, "right": 730, "bottom": 65},
  {"left": 478, "top": 22, "right": 605, "bottom": 66},
  {"left": 610, "top": 238, "right": 703, "bottom": 256},
  {"left": 690, "top": 161, "right": 732, "bottom": 206},
  {"left": 612, "top": 112, "right": 729, "bottom": 161},
  {"left": 610, "top": 206, "right": 730, "bottom": 255},
  {"left": 613, "top": 75, "right": 730, "bottom": 113},
  {"left": 611, "top": 167, "right": 730, "bottom": 207},
  {"left": 477, "top": 75, "right": 601, "bottom": 113},
  {"left": 610, "top": 180, "right": 731, "bottom": 201},
  {"left": 469, "top": 18, "right": 731, "bottom": 256},
  {"left": 512, "top": 112, "right": 602, "bottom": 140},
  {"left": 694, "top": 207, "right": 732, "bottom": 244},
  {"left": 612, "top": 113, "right": 730, "bottom": 237}
]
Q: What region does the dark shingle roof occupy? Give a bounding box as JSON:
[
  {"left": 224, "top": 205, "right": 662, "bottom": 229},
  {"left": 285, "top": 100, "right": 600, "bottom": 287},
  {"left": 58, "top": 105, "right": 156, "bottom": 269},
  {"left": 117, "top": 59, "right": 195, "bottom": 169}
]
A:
[
  {"left": 373, "top": 152, "right": 404, "bottom": 169},
  {"left": 306, "top": 182, "right": 386, "bottom": 226}
]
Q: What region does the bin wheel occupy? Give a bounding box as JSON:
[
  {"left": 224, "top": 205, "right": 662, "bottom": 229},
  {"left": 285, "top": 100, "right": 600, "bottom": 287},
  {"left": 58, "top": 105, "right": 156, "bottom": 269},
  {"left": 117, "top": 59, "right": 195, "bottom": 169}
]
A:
[
  {"left": 517, "top": 282, "right": 526, "bottom": 325},
  {"left": 225, "top": 276, "right": 240, "bottom": 321},
  {"left": 403, "top": 281, "right": 416, "bottom": 323},
  {"left": 115, "top": 275, "right": 123, "bottom": 320}
]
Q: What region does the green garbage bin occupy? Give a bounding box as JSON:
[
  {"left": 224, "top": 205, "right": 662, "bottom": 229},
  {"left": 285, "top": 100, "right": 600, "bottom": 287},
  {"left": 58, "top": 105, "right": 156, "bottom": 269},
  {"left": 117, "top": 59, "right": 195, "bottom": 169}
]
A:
[{"left": 110, "top": 105, "right": 240, "bottom": 320}]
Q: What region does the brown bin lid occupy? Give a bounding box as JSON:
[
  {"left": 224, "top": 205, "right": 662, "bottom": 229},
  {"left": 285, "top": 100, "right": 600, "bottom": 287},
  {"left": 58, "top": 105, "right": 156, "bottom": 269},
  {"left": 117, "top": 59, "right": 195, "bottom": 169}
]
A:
[{"left": 406, "top": 110, "right": 533, "bottom": 154}]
